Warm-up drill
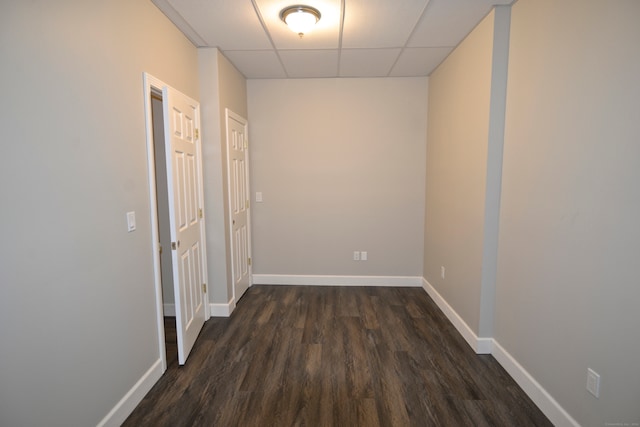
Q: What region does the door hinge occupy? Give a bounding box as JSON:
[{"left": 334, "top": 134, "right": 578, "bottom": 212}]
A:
[
  {"left": 199, "top": 208, "right": 203, "bottom": 219},
  {"left": 245, "top": 200, "right": 249, "bottom": 209},
  {"left": 248, "top": 257, "right": 252, "bottom": 266},
  {"left": 202, "top": 283, "right": 207, "bottom": 293},
  {"left": 195, "top": 128, "right": 199, "bottom": 139},
  {"left": 159, "top": 244, "right": 163, "bottom": 254}
]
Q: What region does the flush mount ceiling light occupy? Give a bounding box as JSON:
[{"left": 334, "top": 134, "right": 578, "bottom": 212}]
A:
[{"left": 280, "top": 5, "right": 321, "bottom": 38}]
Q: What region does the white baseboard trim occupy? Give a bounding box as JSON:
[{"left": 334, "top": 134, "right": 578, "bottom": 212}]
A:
[
  {"left": 421, "top": 278, "right": 492, "bottom": 354},
  {"left": 168, "top": 301, "right": 235, "bottom": 318},
  {"left": 421, "top": 277, "right": 577, "bottom": 426},
  {"left": 154, "top": 275, "right": 576, "bottom": 427},
  {"left": 475, "top": 337, "right": 494, "bottom": 354},
  {"left": 163, "top": 303, "right": 175, "bottom": 317},
  {"left": 252, "top": 274, "right": 423, "bottom": 287},
  {"left": 96, "top": 358, "right": 163, "bottom": 427},
  {"left": 492, "top": 340, "right": 580, "bottom": 427},
  {"left": 210, "top": 297, "right": 236, "bottom": 317}
]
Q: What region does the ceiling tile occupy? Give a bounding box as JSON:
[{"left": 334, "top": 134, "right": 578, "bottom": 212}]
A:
[
  {"left": 339, "top": 49, "right": 401, "bottom": 77},
  {"left": 255, "top": 0, "right": 341, "bottom": 50},
  {"left": 279, "top": 50, "right": 339, "bottom": 78},
  {"left": 223, "top": 50, "right": 286, "bottom": 79},
  {"left": 389, "top": 47, "right": 452, "bottom": 77},
  {"left": 165, "top": 0, "right": 273, "bottom": 50},
  {"left": 153, "top": 0, "right": 508, "bottom": 79},
  {"left": 342, "top": 0, "right": 428, "bottom": 48},
  {"left": 408, "top": 0, "right": 497, "bottom": 47}
]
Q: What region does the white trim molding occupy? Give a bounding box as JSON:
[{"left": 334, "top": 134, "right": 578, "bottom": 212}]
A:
[
  {"left": 492, "top": 341, "right": 580, "bottom": 427},
  {"left": 143, "top": 72, "right": 169, "bottom": 374},
  {"left": 421, "top": 277, "right": 578, "bottom": 427},
  {"left": 253, "top": 274, "right": 423, "bottom": 287},
  {"left": 158, "top": 276, "right": 579, "bottom": 427},
  {"left": 421, "top": 278, "right": 493, "bottom": 354},
  {"left": 210, "top": 297, "right": 236, "bottom": 317},
  {"left": 172, "top": 300, "right": 234, "bottom": 317},
  {"left": 96, "top": 359, "right": 163, "bottom": 427}
]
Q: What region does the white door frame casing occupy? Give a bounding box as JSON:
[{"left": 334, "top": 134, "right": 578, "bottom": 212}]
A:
[{"left": 142, "top": 72, "right": 210, "bottom": 371}]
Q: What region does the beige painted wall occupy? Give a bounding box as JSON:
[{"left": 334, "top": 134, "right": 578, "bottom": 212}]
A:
[
  {"left": 424, "top": 11, "right": 495, "bottom": 334},
  {"left": 0, "top": 1, "right": 198, "bottom": 425},
  {"left": 426, "top": 0, "right": 640, "bottom": 423},
  {"left": 495, "top": 0, "right": 640, "bottom": 424},
  {"left": 199, "top": 48, "right": 247, "bottom": 304},
  {"left": 248, "top": 78, "right": 427, "bottom": 277}
]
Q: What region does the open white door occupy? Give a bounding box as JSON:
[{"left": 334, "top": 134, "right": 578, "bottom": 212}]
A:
[
  {"left": 163, "top": 86, "right": 206, "bottom": 365},
  {"left": 226, "top": 109, "right": 252, "bottom": 302}
]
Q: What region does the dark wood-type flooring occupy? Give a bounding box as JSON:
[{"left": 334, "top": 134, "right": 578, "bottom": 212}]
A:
[{"left": 124, "top": 286, "right": 552, "bottom": 426}]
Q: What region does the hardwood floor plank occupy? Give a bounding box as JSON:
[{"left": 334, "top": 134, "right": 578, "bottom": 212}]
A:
[
  {"left": 356, "top": 398, "right": 380, "bottom": 427},
  {"left": 355, "top": 289, "right": 380, "bottom": 330},
  {"left": 123, "top": 285, "right": 552, "bottom": 427}
]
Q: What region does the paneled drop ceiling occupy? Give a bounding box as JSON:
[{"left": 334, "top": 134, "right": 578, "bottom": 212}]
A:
[{"left": 152, "top": 0, "right": 512, "bottom": 79}]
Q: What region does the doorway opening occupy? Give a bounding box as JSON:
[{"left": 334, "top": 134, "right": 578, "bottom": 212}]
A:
[
  {"left": 150, "top": 90, "right": 178, "bottom": 367},
  {"left": 144, "top": 73, "right": 209, "bottom": 369}
]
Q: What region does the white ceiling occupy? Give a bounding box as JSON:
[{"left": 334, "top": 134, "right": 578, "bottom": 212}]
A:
[{"left": 152, "top": 0, "right": 512, "bottom": 79}]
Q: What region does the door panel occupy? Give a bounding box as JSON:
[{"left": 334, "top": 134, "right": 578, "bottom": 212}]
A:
[
  {"left": 226, "top": 111, "right": 251, "bottom": 302},
  {"left": 163, "top": 87, "right": 206, "bottom": 365}
]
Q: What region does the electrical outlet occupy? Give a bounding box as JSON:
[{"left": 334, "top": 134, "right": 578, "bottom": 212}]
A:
[
  {"left": 587, "top": 368, "right": 600, "bottom": 398},
  {"left": 441, "top": 266, "right": 445, "bottom": 279},
  {"left": 353, "top": 251, "right": 360, "bottom": 261},
  {"left": 361, "top": 251, "right": 367, "bottom": 261}
]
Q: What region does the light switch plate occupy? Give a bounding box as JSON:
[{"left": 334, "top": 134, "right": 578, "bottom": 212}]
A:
[
  {"left": 127, "top": 211, "right": 136, "bottom": 232},
  {"left": 587, "top": 368, "right": 600, "bottom": 398},
  {"left": 256, "top": 192, "right": 263, "bottom": 202}
]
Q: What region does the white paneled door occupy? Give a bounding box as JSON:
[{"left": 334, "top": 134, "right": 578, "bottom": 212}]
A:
[
  {"left": 163, "top": 87, "right": 206, "bottom": 365},
  {"left": 226, "top": 109, "right": 252, "bottom": 302}
]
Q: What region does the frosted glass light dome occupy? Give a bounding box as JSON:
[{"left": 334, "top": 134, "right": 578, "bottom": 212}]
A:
[{"left": 280, "top": 6, "right": 321, "bottom": 37}]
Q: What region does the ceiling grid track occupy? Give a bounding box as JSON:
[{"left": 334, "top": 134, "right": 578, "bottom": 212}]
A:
[
  {"left": 151, "top": 0, "right": 208, "bottom": 46},
  {"left": 387, "top": 0, "right": 434, "bottom": 77},
  {"left": 335, "top": 0, "right": 347, "bottom": 77},
  {"left": 153, "top": 0, "right": 513, "bottom": 79},
  {"left": 249, "top": 0, "right": 291, "bottom": 78}
]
